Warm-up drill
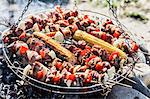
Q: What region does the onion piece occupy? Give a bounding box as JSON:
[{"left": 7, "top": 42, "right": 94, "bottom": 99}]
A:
[
  {"left": 113, "top": 39, "right": 124, "bottom": 48},
  {"left": 14, "top": 41, "right": 28, "bottom": 51},
  {"left": 26, "top": 50, "right": 41, "bottom": 60},
  {"left": 33, "top": 23, "right": 40, "bottom": 32},
  {"left": 18, "top": 21, "right": 26, "bottom": 30},
  {"left": 102, "top": 73, "right": 109, "bottom": 84},
  {"left": 65, "top": 80, "right": 72, "bottom": 87},
  {"left": 54, "top": 31, "right": 64, "bottom": 42},
  {"left": 107, "top": 66, "right": 116, "bottom": 79},
  {"left": 48, "top": 50, "right": 56, "bottom": 59},
  {"left": 73, "top": 65, "right": 81, "bottom": 73},
  {"left": 23, "top": 64, "right": 32, "bottom": 76}
]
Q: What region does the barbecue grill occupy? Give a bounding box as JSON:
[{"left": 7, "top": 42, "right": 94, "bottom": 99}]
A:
[{"left": 1, "top": 8, "right": 146, "bottom": 95}]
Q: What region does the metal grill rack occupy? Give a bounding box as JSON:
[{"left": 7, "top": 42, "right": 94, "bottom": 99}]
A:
[{"left": 1, "top": 9, "right": 146, "bottom": 95}]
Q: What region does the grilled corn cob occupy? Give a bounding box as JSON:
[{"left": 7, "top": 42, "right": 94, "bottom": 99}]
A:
[
  {"left": 73, "top": 30, "right": 127, "bottom": 59},
  {"left": 33, "top": 32, "right": 77, "bottom": 64}
]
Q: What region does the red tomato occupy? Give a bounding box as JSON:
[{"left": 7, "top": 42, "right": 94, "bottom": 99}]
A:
[
  {"left": 67, "top": 74, "right": 76, "bottom": 81},
  {"left": 101, "top": 32, "right": 107, "bottom": 41},
  {"left": 113, "top": 31, "right": 121, "bottom": 38},
  {"left": 85, "top": 45, "right": 91, "bottom": 51},
  {"left": 70, "top": 10, "right": 78, "bottom": 17},
  {"left": 132, "top": 42, "right": 139, "bottom": 52},
  {"left": 53, "top": 76, "right": 61, "bottom": 83},
  {"left": 106, "top": 19, "right": 113, "bottom": 24},
  {"left": 71, "top": 24, "right": 78, "bottom": 32},
  {"left": 39, "top": 49, "right": 46, "bottom": 58},
  {"left": 109, "top": 51, "right": 119, "bottom": 61},
  {"left": 84, "top": 75, "right": 92, "bottom": 83},
  {"left": 80, "top": 49, "right": 90, "bottom": 56},
  {"left": 19, "top": 46, "right": 28, "bottom": 55},
  {"left": 55, "top": 62, "right": 63, "bottom": 70},
  {"left": 19, "top": 32, "right": 26, "bottom": 39},
  {"left": 95, "top": 62, "right": 104, "bottom": 71},
  {"left": 85, "top": 55, "right": 96, "bottom": 62},
  {"left": 85, "top": 55, "right": 97, "bottom": 63},
  {"left": 84, "top": 15, "right": 88, "bottom": 19},
  {"left": 36, "top": 70, "right": 44, "bottom": 79},
  {"left": 88, "top": 19, "right": 94, "bottom": 24},
  {"left": 85, "top": 55, "right": 97, "bottom": 66}
]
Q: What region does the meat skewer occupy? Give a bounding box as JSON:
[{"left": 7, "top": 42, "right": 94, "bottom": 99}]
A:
[
  {"left": 2, "top": 6, "right": 140, "bottom": 88},
  {"left": 73, "top": 30, "right": 127, "bottom": 59},
  {"left": 33, "top": 32, "right": 77, "bottom": 64}
]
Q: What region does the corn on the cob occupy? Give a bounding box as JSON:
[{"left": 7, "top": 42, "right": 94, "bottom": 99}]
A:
[
  {"left": 73, "top": 30, "right": 127, "bottom": 59},
  {"left": 33, "top": 32, "right": 77, "bottom": 64}
]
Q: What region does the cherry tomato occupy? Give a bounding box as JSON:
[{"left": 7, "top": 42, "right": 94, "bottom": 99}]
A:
[
  {"left": 88, "top": 19, "right": 94, "bottom": 24},
  {"left": 106, "top": 19, "right": 113, "bottom": 24},
  {"left": 80, "top": 49, "right": 87, "bottom": 56},
  {"left": 95, "top": 62, "right": 104, "bottom": 71},
  {"left": 39, "top": 49, "right": 46, "bottom": 58},
  {"left": 67, "top": 74, "right": 76, "bottom": 81},
  {"left": 84, "top": 15, "right": 88, "bottom": 19},
  {"left": 84, "top": 74, "right": 92, "bottom": 83},
  {"left": 132, "top": 42, "right": 139, "bottom": 52},
  {"left": 85, "top": 45, "right": 91, "bottom": 51},
  {"left": 85, "top": 55, "right": 97, "bottom": 66},
  {"left": 19, "top": 46, "right": 28, "bottom": 55},
  {"left": 70, "top": 24, "right": 78, "bottom": 33},
  {"left": 80, "top": 48, "right": 91, "bottom": 56},
  {"left": 113, "top": 31, "right": 121, "bottom": 38},
  {"left": 85, "top": 55, "right": 97, "bottom": 63},
  {"left": 55, "top": 62, "right": 63, "bottom": 70},
  {"left": 101, "top": 32, "right": 107, "bottom": 41},
  {"left": 53, "top": 76, "right": 61, "bottom": 83},
  {"left": 109, "top": 51, "right": 119, "bottom": 61},
  {"left": 36, "top": 70, "right": 44, "bottom": 79},
  {"left": 70, "top": 10, "right": 78, "bottom": 17},
  {"left": 19, "top": 32, "right": 26, "bottom": 39}
]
